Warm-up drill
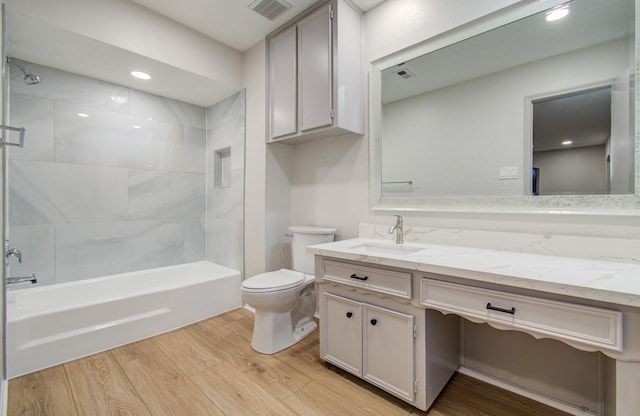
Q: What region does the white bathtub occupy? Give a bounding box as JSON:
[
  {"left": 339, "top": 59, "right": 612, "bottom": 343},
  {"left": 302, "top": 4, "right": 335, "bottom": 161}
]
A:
[{"left": 6, "top": 261, "right": 242, "bottom": 378}]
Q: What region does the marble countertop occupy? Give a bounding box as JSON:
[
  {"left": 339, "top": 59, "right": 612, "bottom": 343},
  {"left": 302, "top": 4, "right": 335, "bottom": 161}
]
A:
[{"left": 308, "top": 238, "right": 640, "bottom": 308}]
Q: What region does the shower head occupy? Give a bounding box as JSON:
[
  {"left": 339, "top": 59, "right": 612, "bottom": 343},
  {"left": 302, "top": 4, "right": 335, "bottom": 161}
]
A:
[{"left": 7, "top": 57, "right": 41, "bottom": 85}]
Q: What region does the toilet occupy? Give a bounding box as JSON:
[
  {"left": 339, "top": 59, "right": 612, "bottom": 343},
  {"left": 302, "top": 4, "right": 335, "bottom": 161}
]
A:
[{"left": 241, "top": 225, "right": 337, "bottom": 354}]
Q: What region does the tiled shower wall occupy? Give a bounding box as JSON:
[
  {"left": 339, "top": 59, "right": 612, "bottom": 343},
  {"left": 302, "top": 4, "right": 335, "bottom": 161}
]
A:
[{"left": 7, "top": 59, "right": 244, "bottom": 286}]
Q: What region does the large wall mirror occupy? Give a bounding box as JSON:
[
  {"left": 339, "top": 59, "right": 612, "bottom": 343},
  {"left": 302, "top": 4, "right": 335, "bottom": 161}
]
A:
[{"left": 370, "top": 0, "right": 640, "bottom": 214}]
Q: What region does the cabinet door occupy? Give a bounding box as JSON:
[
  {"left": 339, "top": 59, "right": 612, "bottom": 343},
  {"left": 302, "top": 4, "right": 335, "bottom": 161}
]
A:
[
  {"left": 363, "top": 304, "right": 416, "bottom": 402},
  {"left": 268, "top": 25, "right": 297, "bottom": 139},
  {"left": 298, "top": 3, "right": 333, "bottom": 132},
  {"left": 323, "top": 293, "right": 362, "bottom": 375}
]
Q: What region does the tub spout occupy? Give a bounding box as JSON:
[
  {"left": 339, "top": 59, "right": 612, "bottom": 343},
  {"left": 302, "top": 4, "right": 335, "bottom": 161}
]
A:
[{"left": 6, "top": 274, "right": 37, "bottom": 285}]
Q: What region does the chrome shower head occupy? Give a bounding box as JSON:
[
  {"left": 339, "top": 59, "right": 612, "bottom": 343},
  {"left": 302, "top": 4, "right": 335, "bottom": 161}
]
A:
[{"left": 7, "top": 57, "right": 41, "bottom": 85}]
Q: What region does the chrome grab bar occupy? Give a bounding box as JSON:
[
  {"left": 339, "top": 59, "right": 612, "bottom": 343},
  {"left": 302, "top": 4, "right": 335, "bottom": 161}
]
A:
[
  {"left": 6, "top": 274, "right": 37, "bottom": 285},
  {"left": 0, "top": 124, "right": 26, "bottom": 148}
]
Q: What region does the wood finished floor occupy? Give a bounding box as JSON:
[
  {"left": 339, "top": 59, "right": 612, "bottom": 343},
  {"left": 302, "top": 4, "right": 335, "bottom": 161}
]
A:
[{"left": 8, "top": 308, "right": 570, "bottom": 416}]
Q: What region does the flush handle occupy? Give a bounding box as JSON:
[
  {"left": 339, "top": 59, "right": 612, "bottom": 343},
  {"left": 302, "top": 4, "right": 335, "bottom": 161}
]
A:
[{"left": 350, "top": 273, "right": 368, "bottom": 281}]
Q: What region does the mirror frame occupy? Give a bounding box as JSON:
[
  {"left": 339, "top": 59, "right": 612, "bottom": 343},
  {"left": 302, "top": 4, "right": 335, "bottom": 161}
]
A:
[{"left": 369, "top": 0, "right": 640, "bottom": 216}]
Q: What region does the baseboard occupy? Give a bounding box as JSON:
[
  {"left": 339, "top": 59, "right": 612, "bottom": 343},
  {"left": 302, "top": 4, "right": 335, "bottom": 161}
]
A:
[
  {"left": 243, "top": 304, "right": 255, "bottom": 313},
  {"left": 458, "top": 366, "right": 598, "bottom": 416},
  {"left": 1, "top": 378, "right": 7, "bottom": 416}
]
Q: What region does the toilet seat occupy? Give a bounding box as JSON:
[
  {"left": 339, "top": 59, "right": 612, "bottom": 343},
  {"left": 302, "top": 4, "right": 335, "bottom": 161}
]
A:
[{"left": 242, "top": 269, "right": 305, "bottom": 293}]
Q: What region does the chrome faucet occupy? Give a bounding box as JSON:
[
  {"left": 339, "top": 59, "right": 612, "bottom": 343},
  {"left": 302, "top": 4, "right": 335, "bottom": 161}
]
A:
[
  {"left": 6, "top": 274, "right": 37, "bottom": 285},
  {"left": 6, "top": 247, "right": 22, "bottom": 263},
  {"left": 388, "top": 215, "right": 404, "bottom": 244}
]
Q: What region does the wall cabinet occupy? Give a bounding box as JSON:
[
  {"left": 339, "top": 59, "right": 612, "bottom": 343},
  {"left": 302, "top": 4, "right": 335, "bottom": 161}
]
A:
[
  {"left": 266, "top": 0, "right": 363, "bottom": 144},
  {"left": 323, "top": 293, "right": 417, "bottom": 402}
]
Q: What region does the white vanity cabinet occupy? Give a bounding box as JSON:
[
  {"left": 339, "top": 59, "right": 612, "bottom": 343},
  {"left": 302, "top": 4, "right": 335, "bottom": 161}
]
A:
[
  {"left": 323, "top": 292, "right": 417, "bottom": 402},
  {"left": 266, "top": 0, "right": 363, "bottom": 144},
  {"left": 309, "top": 238, "right": 640, "bottom": 415},
  {"left": 317, "top": 258, "right": 459, "bottom": 411}
]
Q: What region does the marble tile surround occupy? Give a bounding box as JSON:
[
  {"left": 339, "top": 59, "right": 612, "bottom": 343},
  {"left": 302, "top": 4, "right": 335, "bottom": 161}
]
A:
[
  {"left": 7, "top": 59, "right": 244, "bottom": 286},
  {"left": 206, "top": 92, "right": 245, "bottom": 271}
]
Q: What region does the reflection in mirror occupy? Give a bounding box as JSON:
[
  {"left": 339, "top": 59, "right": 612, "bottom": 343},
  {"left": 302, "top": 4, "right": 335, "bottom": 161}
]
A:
[
  {"left": 532, "top": 84, "right": 633, "bottom": 195},
  {"left": 379, "top": 0, "right": 635, "bottom": 200}
]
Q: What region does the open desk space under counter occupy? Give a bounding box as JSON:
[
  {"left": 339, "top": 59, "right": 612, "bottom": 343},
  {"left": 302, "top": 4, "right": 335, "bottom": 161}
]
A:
[{"left": 308, "top": 238, "right": 640, "bottom": 416}]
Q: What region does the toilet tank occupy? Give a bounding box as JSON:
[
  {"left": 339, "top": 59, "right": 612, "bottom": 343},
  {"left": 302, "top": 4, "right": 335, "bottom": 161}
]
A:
[{"left": 289, "top": 226, "right": 337, "bottom": 274}]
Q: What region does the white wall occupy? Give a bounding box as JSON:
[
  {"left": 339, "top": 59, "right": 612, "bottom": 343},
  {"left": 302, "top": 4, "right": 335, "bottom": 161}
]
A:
[
  {"left": 243, "top": 40, "right": 267, "bottom": 278},
  {"left": 534, "top": 145, "right": 607, "bottom": 195}
]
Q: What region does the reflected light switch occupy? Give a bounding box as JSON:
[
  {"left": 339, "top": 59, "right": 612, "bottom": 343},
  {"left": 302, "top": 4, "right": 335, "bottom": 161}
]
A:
[{"left": 499, "top": 166, "right": 519, "bottom": 180}]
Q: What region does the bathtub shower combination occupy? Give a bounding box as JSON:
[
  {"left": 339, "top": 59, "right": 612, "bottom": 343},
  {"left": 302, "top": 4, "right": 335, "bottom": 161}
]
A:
[
  {"left": 4, "top": 59, "right": 247, "bottom": 378},
  {"left": 6, "top": 261, "right": 242, "bottom": 378}
]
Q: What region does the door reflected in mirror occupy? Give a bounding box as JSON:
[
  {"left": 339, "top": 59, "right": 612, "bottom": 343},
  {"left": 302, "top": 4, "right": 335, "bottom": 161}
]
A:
[
  {"left": 532, "top": 81, "right": 634, "bottom": 196},
  {"left": 379, "top": 0, "right": 635, "bottom": 199}
]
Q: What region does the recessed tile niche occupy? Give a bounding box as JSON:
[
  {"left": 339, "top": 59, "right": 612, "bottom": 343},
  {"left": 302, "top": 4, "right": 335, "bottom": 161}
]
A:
[{"left": 214, "top": 147, "right": 231, "bottom": 188}]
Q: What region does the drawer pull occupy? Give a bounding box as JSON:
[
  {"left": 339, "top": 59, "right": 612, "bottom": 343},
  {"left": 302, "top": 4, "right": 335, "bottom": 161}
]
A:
[
  {"left": 486, "top": 303, "right": 516, "bottom": 315},
  {"left": 346, "top": 312, "right": 353, "bottom": 318},
  {"left": 370, "top": 319, "right": 378, "bottom": 326},
  {"left": 350, "top": 273, "right": 369, "bottom": 281}
]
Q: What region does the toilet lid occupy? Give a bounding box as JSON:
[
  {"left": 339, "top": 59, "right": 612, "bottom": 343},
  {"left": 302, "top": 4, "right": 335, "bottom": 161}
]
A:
[{"left": 242, "top": 269, "right": 305, "bottom": 292}]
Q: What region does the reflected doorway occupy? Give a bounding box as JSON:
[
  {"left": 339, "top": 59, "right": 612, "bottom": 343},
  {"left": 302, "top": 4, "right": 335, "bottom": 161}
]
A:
[{"left": 531, "top": 80, "right": 634, "bottom": 195}]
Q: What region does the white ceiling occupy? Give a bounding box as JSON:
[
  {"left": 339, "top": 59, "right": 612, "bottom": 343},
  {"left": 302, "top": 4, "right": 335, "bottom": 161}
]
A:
[
  {"left": 6, "top": 0, "right": 383, "bottom": 107},
  {"left": 130, "top": 0, "right": 384, "bottom": 52}
]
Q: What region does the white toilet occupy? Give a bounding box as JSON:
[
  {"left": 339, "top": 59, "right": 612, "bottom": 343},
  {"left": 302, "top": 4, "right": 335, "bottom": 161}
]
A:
[{"left": 242, "top": 225, "right": 337, "bottom": 354}]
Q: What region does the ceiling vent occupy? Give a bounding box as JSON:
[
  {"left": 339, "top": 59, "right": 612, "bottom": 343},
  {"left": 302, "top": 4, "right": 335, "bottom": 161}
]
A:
[{"left": 248, "top": 0, "right": 293, "bottom": 21}]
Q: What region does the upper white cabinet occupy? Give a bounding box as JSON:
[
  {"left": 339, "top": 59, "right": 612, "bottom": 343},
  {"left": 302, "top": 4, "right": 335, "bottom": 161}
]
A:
[{"left": 266, "top": 0, "right": 363, "bottom": 144}]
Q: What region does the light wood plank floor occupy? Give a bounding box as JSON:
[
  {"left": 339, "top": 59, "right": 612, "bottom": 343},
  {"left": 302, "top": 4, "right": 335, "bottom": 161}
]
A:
[{"left": 8, "top": 308, "right": 570, "bottom": 416}]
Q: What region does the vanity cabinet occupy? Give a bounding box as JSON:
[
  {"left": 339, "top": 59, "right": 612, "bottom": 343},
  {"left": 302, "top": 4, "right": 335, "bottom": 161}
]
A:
[
  {"left": 317, "top": 258, "right": 459, "bottom": 411},
  {"left": 323, "top": 293, "right": 416, "bottom": 402},
  {"left": 421, "top": 278, "right": 624, "bottom": 353},
  {"left": 266, "top": 0, "right": 363, "bottom": 144}
]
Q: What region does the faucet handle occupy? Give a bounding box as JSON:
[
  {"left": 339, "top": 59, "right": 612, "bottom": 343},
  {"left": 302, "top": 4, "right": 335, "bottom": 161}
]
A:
[{"left": 394, "top": 215, "right": 403, "bottom": 225}]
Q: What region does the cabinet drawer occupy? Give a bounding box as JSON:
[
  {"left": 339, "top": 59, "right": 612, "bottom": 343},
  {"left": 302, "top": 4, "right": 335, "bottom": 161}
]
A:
[
  {"left": 321, "top": 260, "right": 412, "bottom": 299},
  {"left": 421, "top": 279, "right": 623, "bottom": 351}
]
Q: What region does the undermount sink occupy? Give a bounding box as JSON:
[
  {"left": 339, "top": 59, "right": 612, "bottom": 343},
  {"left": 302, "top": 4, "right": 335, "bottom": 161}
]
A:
[{"left": 349, "top": 242, "right": 423, "bottom": 256}]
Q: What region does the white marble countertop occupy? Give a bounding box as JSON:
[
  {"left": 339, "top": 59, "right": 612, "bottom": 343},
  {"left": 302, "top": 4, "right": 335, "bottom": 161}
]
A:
[{"left": 308, "top": 238, "right": 640, "bottom": 308}]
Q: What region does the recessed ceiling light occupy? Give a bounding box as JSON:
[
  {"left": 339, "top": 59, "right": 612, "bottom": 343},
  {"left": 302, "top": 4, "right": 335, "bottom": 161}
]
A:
[
  {"left": 562, "top": 140, "right": 573, "bottom": 145},
  {"left": 132, "top": 125, "right": 142, "bottom": 129},
  {"left": 131, "top": 70, "right": 151, "bottom": 80},
  {"left": 77, "top": 113, "right": 89, "bottom": 118},
  {"left": 546, "top": 6, "right": 569, "bottom": 22}
]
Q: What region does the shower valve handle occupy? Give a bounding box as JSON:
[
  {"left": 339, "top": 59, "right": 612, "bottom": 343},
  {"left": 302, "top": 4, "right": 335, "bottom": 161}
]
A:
[{"left": 6, "top": 247, "right": 22, "bottom": 263}]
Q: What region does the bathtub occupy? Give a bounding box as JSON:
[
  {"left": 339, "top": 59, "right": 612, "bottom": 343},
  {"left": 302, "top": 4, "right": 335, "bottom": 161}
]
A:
[{"left": 6, "top": 261, "right": 242, "bottom": 378}]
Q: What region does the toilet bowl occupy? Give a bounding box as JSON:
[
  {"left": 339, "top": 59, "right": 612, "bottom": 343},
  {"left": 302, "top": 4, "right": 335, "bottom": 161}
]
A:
[{"left": 242, "top": 226, "right": 337, "bottom": 354}]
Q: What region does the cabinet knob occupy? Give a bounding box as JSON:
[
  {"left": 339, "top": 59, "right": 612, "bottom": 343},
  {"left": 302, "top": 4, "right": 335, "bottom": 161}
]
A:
[
  {"left": 346, "top": 312, "right": 353, "bottom": 318},
  {"left": 370, "top": 319, "right": 377, "bottom": 326}
]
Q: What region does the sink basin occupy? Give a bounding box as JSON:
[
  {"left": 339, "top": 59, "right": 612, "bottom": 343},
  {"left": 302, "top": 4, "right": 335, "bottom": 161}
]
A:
[{"left": 349, "top": 242, "right": 423, "bottom": 256}]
